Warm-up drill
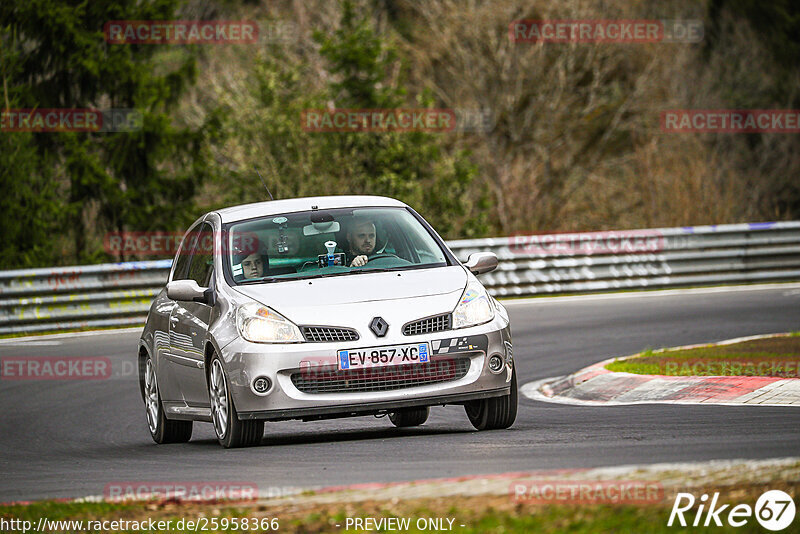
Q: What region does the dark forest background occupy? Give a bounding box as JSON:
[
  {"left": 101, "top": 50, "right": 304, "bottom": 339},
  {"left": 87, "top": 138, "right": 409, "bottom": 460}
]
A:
[{"left": 2, "top": 0, "right": 799, "bottom": 268}]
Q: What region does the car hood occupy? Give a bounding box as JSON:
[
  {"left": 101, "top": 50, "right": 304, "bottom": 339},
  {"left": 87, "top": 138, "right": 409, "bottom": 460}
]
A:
[{"left": 231, "top": 266, "right": 467, "bottom": 326}]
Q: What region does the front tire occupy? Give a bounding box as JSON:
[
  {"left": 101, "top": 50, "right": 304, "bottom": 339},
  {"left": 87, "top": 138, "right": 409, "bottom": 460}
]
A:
[
  {"left": 465, "top": 365, "right": 518, "bottom": 430},
  {"left": 209, "top": 356, "right": 263, "bottom": 448},
  {"left": 389, "top": 407, "right": 430, "bottom": 427},
  {"left": 143, "top": 357, "right": 193, "bottom": 444}
]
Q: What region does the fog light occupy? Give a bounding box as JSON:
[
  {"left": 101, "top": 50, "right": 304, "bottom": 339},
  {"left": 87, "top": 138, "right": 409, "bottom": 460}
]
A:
[
  {"left": 488, "top": 354, "right": 504, "bottom": 373},
  {"left": 252, "top": 376, "right": 271, "bottom": 394}
]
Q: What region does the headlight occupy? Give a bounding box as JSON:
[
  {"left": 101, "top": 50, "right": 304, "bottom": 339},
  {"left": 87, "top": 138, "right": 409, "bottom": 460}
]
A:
[
  {"left": 236, "top": 303, "right": 304, "bottom": 343},
  {"left": 491, "top": 295, "right": 509, "bottom": 323},
  {"left": 452, "top": 281, "right": 495, "bottom": 329}
]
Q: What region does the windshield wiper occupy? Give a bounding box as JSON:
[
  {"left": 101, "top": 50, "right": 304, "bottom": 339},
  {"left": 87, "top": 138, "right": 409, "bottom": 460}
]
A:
[
  {"left": 348, "top": 268, "right": 394, "bottom": 274},
  {"left": 301, "top": 269, "right": 394, "bottom": 279},
  {"left": 237, "top": 276, "right": 283, "bottom": 285},
  {"left": 249, "top": 272, "right": 353, "bottom": 282},
  {"left": 237, "top": 268, "right": 396, "bottom": 285}
]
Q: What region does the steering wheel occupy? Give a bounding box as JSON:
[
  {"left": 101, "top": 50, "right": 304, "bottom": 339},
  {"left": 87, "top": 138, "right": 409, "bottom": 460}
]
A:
[
  {"left": 367, "top": 253, "right": 400, "bottom": 261},
  {"left": 357, "top": 253, "right": 412, "bottom": 268}
]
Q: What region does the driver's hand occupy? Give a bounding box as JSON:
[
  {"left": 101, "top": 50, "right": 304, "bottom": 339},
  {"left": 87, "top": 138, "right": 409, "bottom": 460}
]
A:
[{"left": 350, "top": 255, "right": 368, "bottom": 267}]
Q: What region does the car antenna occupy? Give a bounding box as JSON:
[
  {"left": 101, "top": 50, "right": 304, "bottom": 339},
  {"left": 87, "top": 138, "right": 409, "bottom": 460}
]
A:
[{"left": 255, "top": 169, "right": 274, "bottom": 201}]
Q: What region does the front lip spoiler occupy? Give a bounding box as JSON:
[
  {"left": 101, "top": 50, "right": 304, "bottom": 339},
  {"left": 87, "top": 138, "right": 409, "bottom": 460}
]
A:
[{"left": 237, "top": 387, "right": 511, "bottom": 421}]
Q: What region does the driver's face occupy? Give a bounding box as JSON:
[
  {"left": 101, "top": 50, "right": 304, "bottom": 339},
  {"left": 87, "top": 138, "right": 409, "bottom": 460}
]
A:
[{"left": 348, "top": 222, "right": 376, "bottom": 256}]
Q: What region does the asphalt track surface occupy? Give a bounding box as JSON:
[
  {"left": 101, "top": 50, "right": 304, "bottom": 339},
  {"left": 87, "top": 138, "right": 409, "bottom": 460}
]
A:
[{"left": 1, "top": 284, "right": 799, "bottom": 502}]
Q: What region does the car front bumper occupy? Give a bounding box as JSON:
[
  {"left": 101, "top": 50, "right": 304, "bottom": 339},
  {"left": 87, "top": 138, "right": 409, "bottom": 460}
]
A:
[{"left": 219, "top": 318, "right": 513, "bottom": 421}]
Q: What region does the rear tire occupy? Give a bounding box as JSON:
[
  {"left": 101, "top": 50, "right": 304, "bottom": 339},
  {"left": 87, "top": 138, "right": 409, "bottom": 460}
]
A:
[
  {"left": 465, "top": 365, "right": 518, "bottom": 430},
  {"left": 209, "top": 356, "right": 263, "bottom": 448},
  {"left": 389, "top": 407, "right": 430, "bottom": 427},
  {"left": 143, "top": 357, "right": 193, "bottom": 444}
]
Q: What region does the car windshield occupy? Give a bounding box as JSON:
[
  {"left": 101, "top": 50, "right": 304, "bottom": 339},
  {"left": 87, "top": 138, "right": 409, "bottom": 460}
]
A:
[{"left": 225, "top": 207, "right": 449, "bottom": 284}]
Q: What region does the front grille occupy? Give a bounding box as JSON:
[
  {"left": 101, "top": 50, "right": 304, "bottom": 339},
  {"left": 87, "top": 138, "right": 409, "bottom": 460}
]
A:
[
  {"left": 290, "top": 357, "right": 470, "bottom": 394},
  {"left": 403, "top": 313, "right": 451, "bottom": 336},
  {"left": 301, "top": 326, "right": 359, "bottom": 343}
]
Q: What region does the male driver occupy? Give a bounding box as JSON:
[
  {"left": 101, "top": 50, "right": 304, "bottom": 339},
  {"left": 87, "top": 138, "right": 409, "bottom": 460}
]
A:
[{"left": 346, "top": 218, "right": 376, "bottom": 267}]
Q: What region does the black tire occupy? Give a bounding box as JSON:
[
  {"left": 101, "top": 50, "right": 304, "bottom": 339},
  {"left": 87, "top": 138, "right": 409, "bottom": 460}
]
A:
[
  {"left": 208, "top": 355, "right": 263, "bottom": 448},
  {"left": 389, "top": 407, "right": 430, "bottom": 428},
  {"left": 143, "top": 356, "right": 192, "bottom": 444},
  {"left": 464, "top": 365, "right": 518, "bottom": 431}
]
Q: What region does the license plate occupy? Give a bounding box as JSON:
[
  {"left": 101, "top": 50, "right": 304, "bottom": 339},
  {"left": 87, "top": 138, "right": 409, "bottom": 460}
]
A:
[{"left": 338, "top": 342, "right": 430, "bottom": 371}]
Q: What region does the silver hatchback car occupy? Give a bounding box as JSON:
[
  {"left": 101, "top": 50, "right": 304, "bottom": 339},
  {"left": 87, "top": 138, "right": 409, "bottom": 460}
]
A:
[{"left": 138, "top": 196, "right": 516, "bottom": 448}]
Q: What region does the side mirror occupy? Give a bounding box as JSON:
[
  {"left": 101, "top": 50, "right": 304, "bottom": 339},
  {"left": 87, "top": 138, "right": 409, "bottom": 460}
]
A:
[
  {"left": 167, "top": 279, "right": 214, "bottom": 305},
  {"left": 465, "top": 252, "right": 498, "bottom": 275}
]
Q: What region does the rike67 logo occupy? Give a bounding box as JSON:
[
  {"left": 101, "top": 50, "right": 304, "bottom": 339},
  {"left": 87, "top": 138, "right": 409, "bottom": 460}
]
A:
[{"left": 668, "top": 490, "right": 795, "bottom": 531}]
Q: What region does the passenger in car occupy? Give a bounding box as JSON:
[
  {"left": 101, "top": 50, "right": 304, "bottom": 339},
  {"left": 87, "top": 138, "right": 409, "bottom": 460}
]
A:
[
  {"left": 240, "top": 252, "right": 266, "bottom": 279},
  {"left": 231, "top": 237, "right": 269, "bottom": 280}
]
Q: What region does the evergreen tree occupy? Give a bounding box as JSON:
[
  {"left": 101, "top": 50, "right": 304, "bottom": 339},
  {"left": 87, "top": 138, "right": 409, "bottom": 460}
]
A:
[{"left": 0, "top": 0, "right": 212, "bottom": 266}]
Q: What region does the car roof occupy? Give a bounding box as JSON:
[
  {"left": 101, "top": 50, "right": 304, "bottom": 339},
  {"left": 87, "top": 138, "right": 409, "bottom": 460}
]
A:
[{"left": 214, "top": 195, "right": 408, "bottom": 223}]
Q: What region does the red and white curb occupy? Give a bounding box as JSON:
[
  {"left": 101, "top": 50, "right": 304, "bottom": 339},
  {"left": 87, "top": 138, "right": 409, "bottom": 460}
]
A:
[{"left": 521, "top": 333, "right": 800, "bottom": 407}]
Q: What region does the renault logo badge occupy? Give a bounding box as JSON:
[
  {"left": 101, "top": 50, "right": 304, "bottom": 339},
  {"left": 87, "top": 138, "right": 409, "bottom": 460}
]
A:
[{"left": 369, "top": 317, "right": 389, "bottom": 337}]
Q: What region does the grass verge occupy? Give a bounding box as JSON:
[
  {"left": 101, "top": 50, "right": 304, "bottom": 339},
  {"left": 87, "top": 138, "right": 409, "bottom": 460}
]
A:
[
  {"left": 606, "top": 333, "right": 800, "bottom": 377},
  {"left": 2, "top": 481, "right": 797, "bottom": 533}
]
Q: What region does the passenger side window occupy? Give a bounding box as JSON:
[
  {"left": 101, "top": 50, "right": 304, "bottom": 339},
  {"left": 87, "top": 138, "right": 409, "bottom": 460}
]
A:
[
  {"left": 186, "top": 222, "right": 215, "bottom": 287},
  {"left": 171, "top": 225, "right": 201, "bottom": 281}
]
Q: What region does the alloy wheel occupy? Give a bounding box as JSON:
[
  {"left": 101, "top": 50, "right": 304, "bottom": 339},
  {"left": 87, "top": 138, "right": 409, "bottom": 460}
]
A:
[
  {"left": 144, "top": 359, "right": 159, "bottom": 434},
  {"left": 209, "top": 359, "right": 229, "bottom": 439}
]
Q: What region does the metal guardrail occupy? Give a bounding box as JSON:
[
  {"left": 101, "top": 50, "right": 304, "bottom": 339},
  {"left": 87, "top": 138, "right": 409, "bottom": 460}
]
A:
[
  {"left": 449, "top": 221, "right": 800, "bottom": 297},
  {"left": 1, "top": 222, "right": 799, "bottom": 335},
  {"left": 0, "top": 260, "right": 172, "bottom": 335}
]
